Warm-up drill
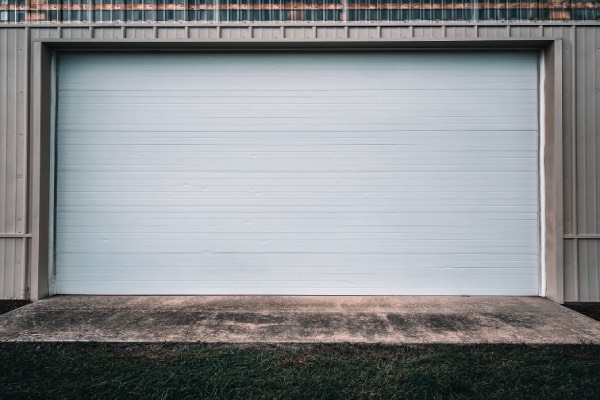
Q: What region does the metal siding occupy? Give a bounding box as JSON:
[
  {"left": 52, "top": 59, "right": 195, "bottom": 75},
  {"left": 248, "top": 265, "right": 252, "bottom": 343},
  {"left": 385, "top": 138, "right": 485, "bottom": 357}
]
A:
[
  {"left": 60, "top": 28, "right": 92, "bottom": 40},
  {"left": 579, "top": 240, "right": 600, "bottom": 301},
  {"left": 189, "top": 27, "right": 219, "bottom": 40},
  {"left": 380, "top": 27, "right": 412, "bottom": 39},
  {"left": 30, "top": 28, "right": 60, "bottom": 39},
  {"left": 576, "top": 27, "right": 598, "bottom": 235},
  {"left": 564, "top": 238, "right": 578, "bottom": 301},
  {"left": 316, "top": 27, "right": 346, "bottom": 39},
  {"left": 0, "top": 24, "right": 599, "bottom": 300},
  {"left": 445, "top": 26, "right": 476, "bottom": 39},
  {"left": 564, "top": 26, "right": 577, "bottom": 237},
  {"left": 93, "top": 28, "right": 123, "bottom": 40},
  {"left": 252, "top": 28, "right": 283, "bottom": 40},
  {"left": 157, "top": 28, "right": 187, "bottom": 39},
  {"left": 0, "top": 28, "right": 27, "bottom": 299},
  {"left": 573, "top": 26, "right": 600, "bottom": 301},
  {"left": 54, "top": 52, "right": 539, "bottom": 295},
  {"left": 542, "top": 26, "right": 576, "bottom": 240},
  {"left": 221, "top": 27, "right": 251, "bottom": 40},
  {"left": 125, "top": 28, "right": 155, "bottom": 40},
  {"left": 477, "top": 27, "right": 510, "bottom": 39},
  {"left": 348, "top": 27, "right": 378, "bottom": 39},
  {"left": 412, "top": 27, "right": 442, "bottom": 39}
]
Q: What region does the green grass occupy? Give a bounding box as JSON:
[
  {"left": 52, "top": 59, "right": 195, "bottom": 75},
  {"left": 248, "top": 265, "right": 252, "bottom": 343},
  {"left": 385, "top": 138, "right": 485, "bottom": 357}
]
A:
[{"left": 1, "top": 343, "right": 599, "bottom": 400}]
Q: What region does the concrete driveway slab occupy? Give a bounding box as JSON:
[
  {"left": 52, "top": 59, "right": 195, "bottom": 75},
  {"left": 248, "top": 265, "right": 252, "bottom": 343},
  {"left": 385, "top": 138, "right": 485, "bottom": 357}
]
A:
[{"left": 1, "top": 296, "right": 599, "bottom": 343}]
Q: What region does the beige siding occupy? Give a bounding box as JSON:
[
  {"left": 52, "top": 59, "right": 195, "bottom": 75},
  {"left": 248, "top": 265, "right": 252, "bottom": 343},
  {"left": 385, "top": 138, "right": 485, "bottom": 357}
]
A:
[
  {"left": 576, "top": 27, "right": 599, "bottom": 235},
  {"left": 576, "top": 240, "right": 600, "bottom": 301},
  {"left": 0, "top": 28, "right": 28, "bottom": 299},
  {"left": 566, "top": 27, "right": 600, "bottom": 301},
  {"left": 0, "top": 23, "right": 600, "bottom": 301}
]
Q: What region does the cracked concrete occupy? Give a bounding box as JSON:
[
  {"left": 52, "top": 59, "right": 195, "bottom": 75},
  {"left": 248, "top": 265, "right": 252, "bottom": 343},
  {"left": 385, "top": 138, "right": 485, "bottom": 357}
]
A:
[{"left": 1, "top": 296, "right": 599, "bottom": 343}]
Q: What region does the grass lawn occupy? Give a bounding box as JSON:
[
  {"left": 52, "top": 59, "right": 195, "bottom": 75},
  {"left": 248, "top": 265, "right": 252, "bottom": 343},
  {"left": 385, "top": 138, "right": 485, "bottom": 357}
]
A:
[{"left": 1, "top": 343, "right": 599, "bottom": 400}]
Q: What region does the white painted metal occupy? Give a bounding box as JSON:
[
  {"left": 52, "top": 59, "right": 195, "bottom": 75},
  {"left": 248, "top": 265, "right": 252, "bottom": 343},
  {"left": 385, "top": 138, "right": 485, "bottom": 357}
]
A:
[
  {"left": 539, "top": 50, "right": 546, "bottom": 298},
  {"left": 54, "top": 52, "right": 539, "bottom": 295}
]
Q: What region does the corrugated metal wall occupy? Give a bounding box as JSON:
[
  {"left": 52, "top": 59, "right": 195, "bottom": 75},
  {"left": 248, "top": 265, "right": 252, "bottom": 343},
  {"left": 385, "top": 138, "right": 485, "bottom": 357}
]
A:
[
  {"left": 567, "top": 26, "right": 600, "bottom": 301},
  {"left": 0, "top": 23, "right": 599, "bottom": 301},
  {"left": 0, "top": 27, "right": 28, "bottom": 299}
]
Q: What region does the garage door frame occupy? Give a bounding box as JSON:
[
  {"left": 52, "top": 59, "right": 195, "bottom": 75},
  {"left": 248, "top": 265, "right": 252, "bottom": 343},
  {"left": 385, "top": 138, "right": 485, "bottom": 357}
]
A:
[{"left": 26, "top": 38, "right": 564, "bottom": 302}]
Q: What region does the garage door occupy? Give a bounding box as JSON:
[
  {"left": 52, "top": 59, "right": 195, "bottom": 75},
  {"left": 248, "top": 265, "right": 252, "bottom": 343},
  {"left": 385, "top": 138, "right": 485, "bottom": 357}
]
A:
[{"left": 54, "top": 52, "right": 540, "bottom": 295}]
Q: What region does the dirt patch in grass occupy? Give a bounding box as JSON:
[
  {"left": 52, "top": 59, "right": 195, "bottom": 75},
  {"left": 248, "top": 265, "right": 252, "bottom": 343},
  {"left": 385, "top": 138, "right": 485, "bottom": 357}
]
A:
[
  {"left": 0, "top": 300, "right": 29, "bottom": 316},
  {"left": 564, "top": 303, "right": 600, "bottom": 322},
  {"left": 0, "top": 343, "right": 599, "bottom": 400}
]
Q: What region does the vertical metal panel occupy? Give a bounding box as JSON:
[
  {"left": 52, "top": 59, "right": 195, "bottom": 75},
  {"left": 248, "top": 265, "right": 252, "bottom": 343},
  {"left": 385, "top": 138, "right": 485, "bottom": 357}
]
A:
[
  {"left": 559, "top": 26, "right": 576, "bottom": 237},
  {"left": 542, "top": 25, "right": 567, "bottom": 39},
  {"left": 572, "top": 26, "right": 600, "bottom": 301},
  {"left": 60, "top": 28, "right": 92, "bottom": 40},
  {"left": 221, "top": 27, "right": 251, "bottom": 40},
  {"left": 284, "top": 27, "right": 315, "bottom": 40},
  {"left": 380, "top": 27, "right": 412, "bottom": 39},
  {"left": 189, "top": 27, "right": 219, "bottom": 40},
  {"left": 0, "top": 239, "right": 25, "bottom": 298},
  {"left": 576, "top": 27, "right": 598, "bottom": 235},
  {"left": 30, "top": 28, "right": 60, "bottom": 39},
  {"left": 125, "top": 28, "right": 155, "bottom": 39},
  {"left": 315, "top": 27, "right": 346, "bottom": 39},
  {"left": 477, "top": 27, "right": 509, "bottom": 39},
  {"left": 348, "top": 27, "right": 378, "bottom": 39},
  {"left": 413, "top": 27, "right": 442, "bottom": 39},
  {"left": 253, "top": 28, "right": 283, "bottom": 40},
  {"left": 578, "top": 240, "right": 600, "bottom": 301},
  {"left": 0, "top": 28, "right": 28, "bottom": 299},
  {"left": 157, "top": 28, "right": 187, "bottom": 39},
  {"left": 563, "top": 238, "right": 578, "bottom": 301},
  {"left": 510, "top": 26, "right": 541, "bottom": 39},
  {"left": 93, "top": 27, "right": 124, "bottom": 40},
  {"left": 445, "top": 26, "right": 476, "bottom": 39}
]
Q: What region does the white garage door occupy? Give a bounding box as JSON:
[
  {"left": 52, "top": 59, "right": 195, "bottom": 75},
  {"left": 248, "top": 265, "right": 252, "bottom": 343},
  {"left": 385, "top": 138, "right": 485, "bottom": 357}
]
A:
[{"left": 54, "top": 52, "right": 540, "bottom": 295}]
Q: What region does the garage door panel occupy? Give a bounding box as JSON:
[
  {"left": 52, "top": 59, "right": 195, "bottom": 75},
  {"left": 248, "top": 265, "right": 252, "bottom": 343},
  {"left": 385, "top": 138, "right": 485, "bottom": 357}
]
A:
[
  {"left": 55, "top": 230, "right": 538, "bottom": 244},
  {"left": 57, "top": 138, "right": 539, "bottom": 149},
  {"left": 54, "top": 282, "right": 539, "bottom": 296},
  {"left": 56, "top": 252, "right": 540, "bottom": 268},
  {"left": 58, "top": 244, "right": 537, "bottom": 256},
  {"left": 59, "top": 265, "right": 541, "bottom": 275},
  {"left": 58, "top": 152, "right": 538, "bottom": 163},
  {"left": 59, "top": 117, "right": 537, "bottom": 132},
  {"left": 60, "top": 71, "right": 536, "bottom": 84},
  {"left": 54, "top": 52, "right": 539, "bottom": 295},
  {"left": 61, "top": 188, "right": 536, "bottom": 204},
  {"left": 61, "top": 268, "right": 537, "bottom": 289},
  {"left": 57, "top": 225, "right": 539, "bottom": 239},
  {"left": 59, "top": 103, "right": 539, "bottom": 115},
  {"left": 57, "top": 198, "right": 538, "bottom": 208},
  {"left": 57, "top": 129, "right": 538, "bottom": 138},
  {"left": 57, "top": 235, "right": 536, "bottom": 248},
  {"left": 58, "top": 177, "right": 538, "bottom": 187},
  {"left": 59, "top": 93, "right": 536, "bottom": 106}
]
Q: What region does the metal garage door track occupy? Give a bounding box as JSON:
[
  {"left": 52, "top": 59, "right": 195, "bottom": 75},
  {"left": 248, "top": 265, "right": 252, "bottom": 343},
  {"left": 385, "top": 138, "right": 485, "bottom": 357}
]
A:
[{"left": 1, "top": 296, "right": 599, "bottom": 343}]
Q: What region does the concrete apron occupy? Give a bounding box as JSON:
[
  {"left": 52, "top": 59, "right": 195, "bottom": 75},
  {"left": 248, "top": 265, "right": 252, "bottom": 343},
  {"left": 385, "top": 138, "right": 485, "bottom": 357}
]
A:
[{"left": 1, "top": 296, "right": 599, "bottom": 344}]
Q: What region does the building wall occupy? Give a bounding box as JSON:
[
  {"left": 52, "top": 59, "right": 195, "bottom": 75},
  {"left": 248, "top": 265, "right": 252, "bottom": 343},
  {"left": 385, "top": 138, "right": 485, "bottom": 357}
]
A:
[
  {"left": 0, "top": 22, "right": 599, "bottom": 301},
  {"left": 0, "top": 28, "right": 28, "bottom": 299}
]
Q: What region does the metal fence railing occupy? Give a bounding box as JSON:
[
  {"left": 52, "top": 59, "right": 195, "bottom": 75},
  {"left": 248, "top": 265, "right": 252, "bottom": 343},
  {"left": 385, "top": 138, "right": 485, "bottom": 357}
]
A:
[{"left": 1, "top": 1, "right": 599, "bottom": 24}]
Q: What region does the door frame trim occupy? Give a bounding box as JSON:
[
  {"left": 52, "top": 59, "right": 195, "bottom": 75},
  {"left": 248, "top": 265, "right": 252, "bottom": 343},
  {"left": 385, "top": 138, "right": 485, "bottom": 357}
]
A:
[{"left": 29, "top": 38, "right": 563, "bottom": 301}]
